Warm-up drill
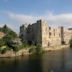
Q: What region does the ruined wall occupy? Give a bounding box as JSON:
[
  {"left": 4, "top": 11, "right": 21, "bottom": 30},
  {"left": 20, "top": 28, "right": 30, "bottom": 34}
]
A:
[
  {"left": 20, "top": 25, "right": 27, "bottom": 43},
  {"left": 20, "top": 20, "right": 72, "bottom": 47},
  {"left": 48, "top": 27, "right": 62, "bottom": 46},
  {"left": 64, "top": 29, "right": 72, "bottom": 44},
  {"left": 40, "top": 20, "right": 49, "bottom": 47},
  {"left": 26, "top": 21, "right": 42, "bottom": 45}
]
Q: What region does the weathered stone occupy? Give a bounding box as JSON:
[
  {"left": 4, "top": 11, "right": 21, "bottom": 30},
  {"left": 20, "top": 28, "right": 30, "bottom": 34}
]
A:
[{"left": 20, "top": 19, "right": 72, "bottom": 47}]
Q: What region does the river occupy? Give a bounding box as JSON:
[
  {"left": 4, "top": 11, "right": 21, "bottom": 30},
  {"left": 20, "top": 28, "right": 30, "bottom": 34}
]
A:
[{"left": 0, "top": 48, "right": 72, "bottom": 72}]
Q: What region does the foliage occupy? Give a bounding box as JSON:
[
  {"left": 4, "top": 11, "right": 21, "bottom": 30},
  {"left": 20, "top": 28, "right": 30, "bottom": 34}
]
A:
[
  {"left": 0, "top": 48, "right": 7, "bottom": 54},
  {"left": 20, "top": 43, "right": 29, "bottom": 48},
  {"left": 12, "top": 45, "right": 19, "bottom": 52},
  {"left": 0, "top": 46, "right": 11, "bottom": 54},
  {"left": 20, "top": 43, "right": 35, "bottom": 49},
  {"left": 0, "top": 24, "right": 17, "bottom": 45},
  {"left": 29, "top": 44, "right": 43, "bottom": 54},
  {"left": 29, "top": 47, "right": 36, "bottom": 54},
  {"left": 69, "top": 39, "right": 72, "bottom": 48},
  {"left": 0, "top": 24, "right": 19, "bottom": 53},
  {"left": 35, "top": 44, "right": 42, "bottom": 54},
  {"left": 0, "top": 24, "right": 17, "bottom": 39},
  {"left": 6, "top": 40, "right": 21, "bottom": 52},
  {"left": 0, "top": 39, "right": 5, "bottom": 47}
]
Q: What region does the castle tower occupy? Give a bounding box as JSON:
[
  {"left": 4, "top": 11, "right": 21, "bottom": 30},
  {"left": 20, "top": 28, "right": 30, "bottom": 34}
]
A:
[
  {"left": 37, "top": 20, "right": 49, "bottom": 47},
  {"left": 59, "top": 27, "right": 64, "bottom": 44},
  {"left": 20, "top": 24, "right": 27, "bottom": 43}
]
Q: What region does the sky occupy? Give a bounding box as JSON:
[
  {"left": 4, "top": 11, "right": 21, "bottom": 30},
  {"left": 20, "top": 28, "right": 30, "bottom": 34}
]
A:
[{"left": 0, "top": 0, "right": 72, "bottom": 33}]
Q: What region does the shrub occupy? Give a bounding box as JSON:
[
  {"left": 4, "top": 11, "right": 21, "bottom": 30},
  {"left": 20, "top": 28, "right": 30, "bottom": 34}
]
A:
[
  {"left": 20, "top": 43, "right": 29, "bottom": 48},
  {"left": 0, "top": 39, "right": 6, "bottom": 47},
  {"left": 12, "top": 46, "right": 19, "bottom": 52},
  {"left": 29, "top": 44, "right": 43, "bottom": 54},
  {"left": 0, "top": 48, "right": 7, "bottom": 54},
  {"left": 0, "top": 47, "right": 10, "bottom": 54},
  {"left": 35, "top": 44, "right": 42, "bottom": 54},
  {"left": 69, "top": 39, "right": 72, "bottom": 48},
  {"left": 29, "top": 47, "right": 36, "bottom": 54}
]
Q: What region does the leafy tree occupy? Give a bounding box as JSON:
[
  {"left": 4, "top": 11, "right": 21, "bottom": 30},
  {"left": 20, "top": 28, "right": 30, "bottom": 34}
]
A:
[
  {"left": 0, "top": 24, "right": 17, "bottom": 39},
  {"left": 0, "top": 39, "right": 5, "bottom": 47},
  {"left": 0, "top": 48, "right": 7, "bottom": 54},
  {"left": 0, "top": 24, "right": 19, "bottom": 53}
]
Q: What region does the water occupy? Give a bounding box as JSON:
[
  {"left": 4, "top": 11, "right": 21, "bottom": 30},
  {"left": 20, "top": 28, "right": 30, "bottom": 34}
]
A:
[{"left": 0, "top": 48, "right": 72, "bottom": 72}]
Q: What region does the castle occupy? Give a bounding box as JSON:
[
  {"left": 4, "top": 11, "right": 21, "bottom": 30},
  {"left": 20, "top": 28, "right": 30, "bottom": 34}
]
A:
[{"left": 20, "top": 20, "right": 72, "bottom": 47}]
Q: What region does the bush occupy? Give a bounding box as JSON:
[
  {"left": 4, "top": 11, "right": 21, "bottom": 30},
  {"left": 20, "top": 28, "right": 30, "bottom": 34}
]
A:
[
  {"left": 0, "top": 39, "right": 5, "bottom": 47},
  {"left": 8, "top": 44, "right": 20, "bottom": 52},
  {"left": 0, "top": 49, "right": 7, "bottom": 54},
  {"left": 35, "top": 44, "right": 42, "bottom": 54},
  {"left": 69, "top": 39, "right": 72, "bottom": 48},
  {"left": 29, "top": 47, "right": 36, "bottom": 54},
  {"left": 12, "top": 46, "right": 19, "bottom": 52},
  {"left": 20, "top": 43, "right": 29, "bottom": 48},
  {"left": 0, "top": 47, "right": 10, "bottom": 54},
  {"left": 29, "top": 44, "right": 43, "bottom": 54}
]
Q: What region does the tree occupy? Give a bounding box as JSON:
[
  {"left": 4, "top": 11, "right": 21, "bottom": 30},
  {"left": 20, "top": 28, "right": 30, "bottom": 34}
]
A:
[
  {"left": 0, "top": 25, "right": 18, "bottom": 51},
  {"left": 0, "top": 39, "right": 5, "bottom": 47},
  {"left": 0, "top": 24, "right": 17, "bottom": 39}
]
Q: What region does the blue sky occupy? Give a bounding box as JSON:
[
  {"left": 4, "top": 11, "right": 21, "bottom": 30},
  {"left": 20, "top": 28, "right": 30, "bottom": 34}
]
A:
[{"left": 0, "top": 0, "right": 72, "bottom": 33}]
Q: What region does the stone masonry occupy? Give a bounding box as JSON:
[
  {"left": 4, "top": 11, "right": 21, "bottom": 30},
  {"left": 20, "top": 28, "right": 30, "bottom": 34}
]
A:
[{"left": 20, "top": 20, "right": 72, "bottom": 47}]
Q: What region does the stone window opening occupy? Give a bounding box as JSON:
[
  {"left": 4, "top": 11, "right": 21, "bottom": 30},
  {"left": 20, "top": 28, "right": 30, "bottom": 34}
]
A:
[
  {"left": 49, "top": 32, "right": 51, "bottom": 38},
  {"left": 49, "top": 27, "right": 51, "bottom": 30},
  {"left": 48, "top": 42, "right": 50, "bottom": 47},
  {"left": 54, "top": 29, "right": 55, "bottom": 36}
]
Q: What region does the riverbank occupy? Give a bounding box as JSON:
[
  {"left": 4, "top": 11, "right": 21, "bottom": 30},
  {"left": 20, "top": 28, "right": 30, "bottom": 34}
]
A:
[
  {"left": 0, "top": 49, "right": 29, "bottom": 58},
  {"left": 0, "top": 45, "right": 69, "bottom": 58}
]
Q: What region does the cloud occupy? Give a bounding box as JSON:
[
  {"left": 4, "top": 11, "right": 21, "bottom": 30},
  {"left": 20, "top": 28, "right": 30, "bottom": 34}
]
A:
[
  {"left": 0, "top": 24, "right": 4, "bottom": 27},
  {"left": 7, "top": 12, "right": 43, "bottom": 24},
  {"left": 7, "top": 11, "right": 72, "bottom": 28}
]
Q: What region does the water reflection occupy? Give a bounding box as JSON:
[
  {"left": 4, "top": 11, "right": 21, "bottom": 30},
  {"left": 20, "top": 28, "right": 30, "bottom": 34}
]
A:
[
  {"left": 28, "top": 54, "right": 43, "bottom": 72},
  {"left": 42, "top": 49, "right": 66, "bottom": 72},
  {"left": 0, "top": 56, "right": 29, "bottom": 72},
  {"left": 0, "top": 48, "right": 72, "bottom": 72}
]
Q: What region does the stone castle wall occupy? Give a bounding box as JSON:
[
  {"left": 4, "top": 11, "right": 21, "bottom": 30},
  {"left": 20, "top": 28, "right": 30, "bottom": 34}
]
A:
[{"left": 20, "top": 20, "right": 72, "bottom": 47}]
